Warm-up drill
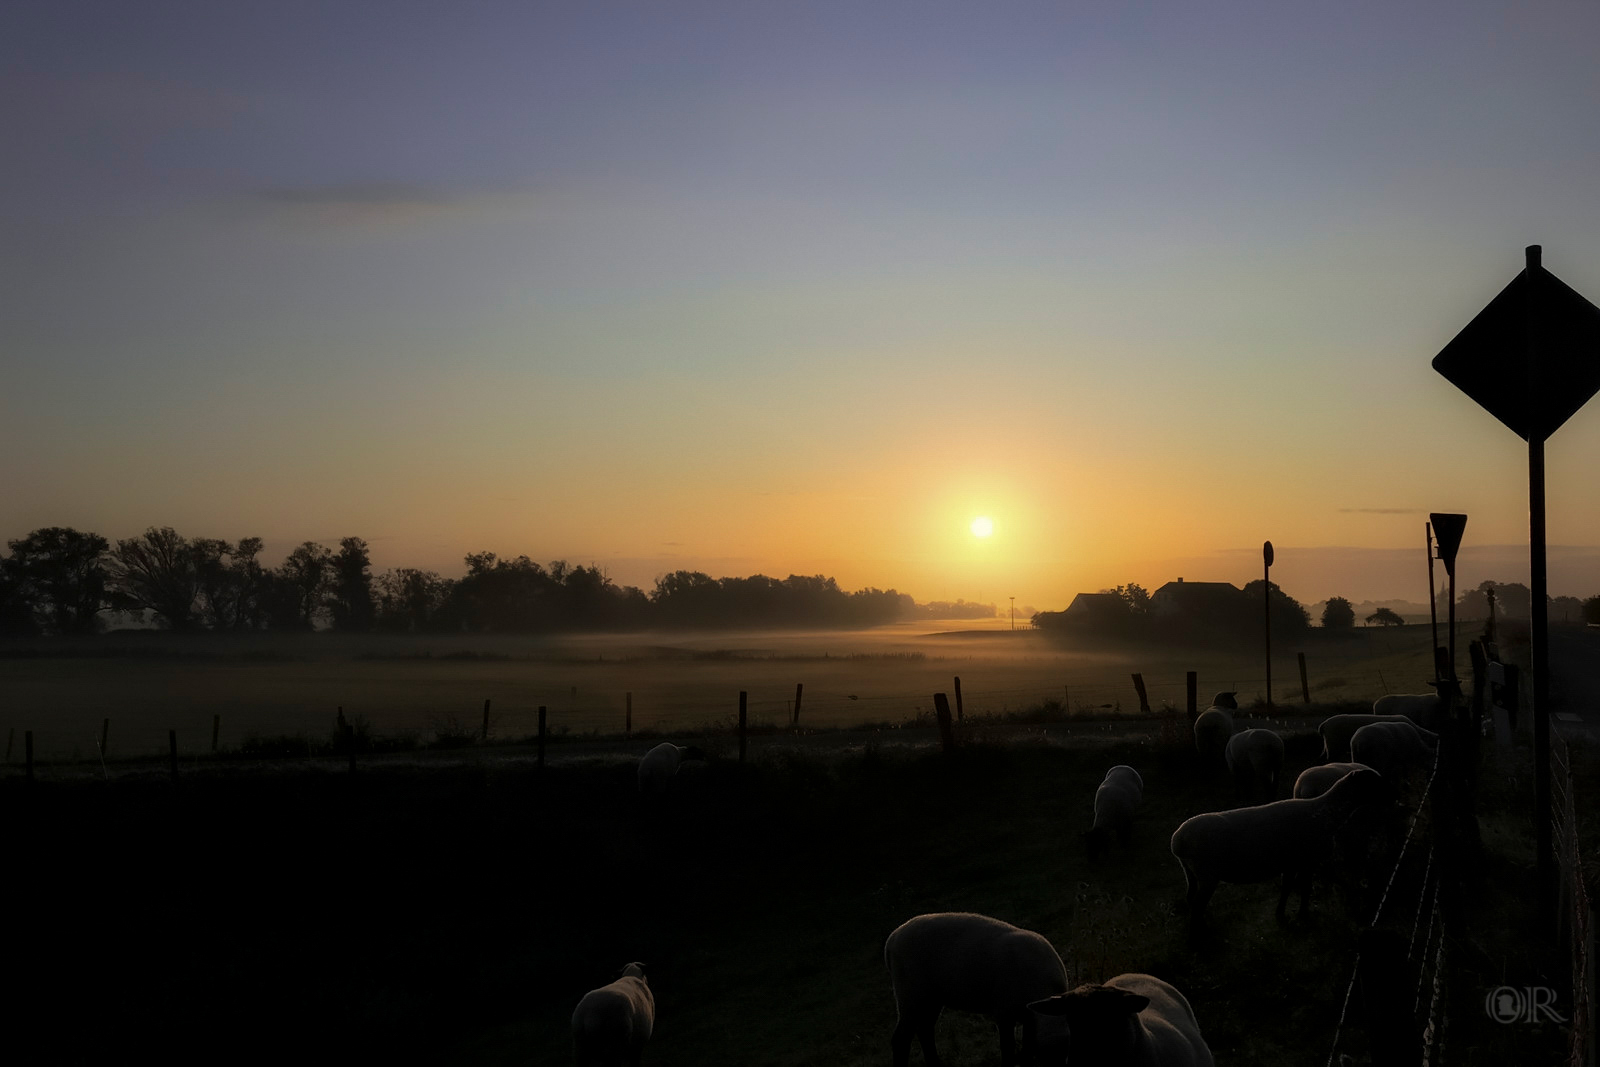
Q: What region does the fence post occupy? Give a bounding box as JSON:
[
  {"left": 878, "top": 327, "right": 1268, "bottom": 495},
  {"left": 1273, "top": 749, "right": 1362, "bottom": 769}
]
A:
[
  {"left": 933, "top": 693, "right": 956, "bottom": 753},
  {"left": 212, "top": 714, "right": 220, "bottom": 752},
  {"left": 1063, "top": 685, "right": 1071, "bottom": 718},
  {"left": 482, "top": 698, "right": 491, "bottom": 742},
  {"left": 738, "top": 691, "right": 748, "bottom": 763},
  {"left": 537, "top": 707, "right": 547, "bottom": 770},
  {"left": 1131, "top": 673, "right": 1150, "bottom": 714},
  {"left": 100, "top": 719, "right": 109, "bottom": 758},
  {"left": 168, "top": 730, "right": 178, "bottom": 783},
  {"left": 1186, "top": 672, "right": 1198, "bottom": 722},
  {"left": 626, "top": 692, "right": 632, "bottom": 737},
  {"left": 793, "top": 683, "right": 803, "bottom": 727},
  {"left": 953, "top": 677, "right": 964, "bottom": 722},
  {"left": 1298, "top": 652, "right": 1311, "bottom": 704},
  {"left": 24, "top": 730, "right": 33, "bottom": 781}
]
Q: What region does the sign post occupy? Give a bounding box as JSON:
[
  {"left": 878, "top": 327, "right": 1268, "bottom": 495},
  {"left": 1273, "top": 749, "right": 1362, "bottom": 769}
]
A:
[
  {"left": 1432, "top": 245, "right": 1600, "bottom": 936},
  {"left": 1262, "top": 540, "right": 1274, "bottom": 709}
]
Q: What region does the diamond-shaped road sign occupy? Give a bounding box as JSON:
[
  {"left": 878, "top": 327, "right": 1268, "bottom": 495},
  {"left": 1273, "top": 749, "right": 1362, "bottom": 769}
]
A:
[
  {"left": 1432, "top": 246, "right": 1600, "bottom": 442},
  {"left": 1430, "top": 513, "right": 1466, "bottom": 578}
]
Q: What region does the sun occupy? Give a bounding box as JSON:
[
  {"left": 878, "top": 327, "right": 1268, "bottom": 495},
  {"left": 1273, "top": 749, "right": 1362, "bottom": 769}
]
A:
[{"left": 970, "top": 516, "right": 994, "bottom": 538}]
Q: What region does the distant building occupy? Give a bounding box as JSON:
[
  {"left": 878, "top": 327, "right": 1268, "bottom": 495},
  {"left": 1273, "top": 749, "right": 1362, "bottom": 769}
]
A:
[
  {"left": 1063, "top": 592, "right": 1126, "bottom": 621},
  {"left": 1150, "top": 578, "right": 1243, "bottom": 617}
]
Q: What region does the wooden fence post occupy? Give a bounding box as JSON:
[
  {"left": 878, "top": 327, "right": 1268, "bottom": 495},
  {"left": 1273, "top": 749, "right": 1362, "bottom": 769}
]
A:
[
  {"left": 953, "top": 677, "right": 964, "bottom": 722},
  {"left": 537, "top": 707, "right": 547, "bottom": 770},
  {"left": 1063, "top": 685, "right": 1070, "bottom": 717},
  {"left": 1185, "top": 672, "right": 1198, "bottom": 722},
  {"left": 24, "top": 730, "right": 33, "bottom": 781},
  {"left": 212, "top": 714, "right": 220, "bottom": 752},
  {"left": 1298, "top": 652, "right": 1311, "bottom": 704},
  {"left": 626, "top": 692, "right": 633, "bottom": 737},
  {"left": 168, "top": 730, "right": 178, "bottom": 783},
  {"left": 482, "top": 698, "right": 491, "bottom": 742},
  {"left": 738, "top": 691, "right": 748, "bottom": 763},
  {"left": 100, "top": 719, "right": 109, "bottom": 758},
  {"left": 933, "top": 694, "right": 957, "bottom": 753},
  {"left": 793, "top": 683, "right": 803, "bottom": 727},
  {"left": 1131, "top": 673, "right": 1151, "bottom": 714}
]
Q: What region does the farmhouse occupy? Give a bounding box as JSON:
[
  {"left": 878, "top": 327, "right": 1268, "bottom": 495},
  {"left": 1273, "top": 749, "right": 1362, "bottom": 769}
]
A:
[
  {"left": 1062, "top": 592, "right": 1127, "bottom": 622},
  {"left": 1150, "top": 578, "right": 1243, "bottom": 617}
]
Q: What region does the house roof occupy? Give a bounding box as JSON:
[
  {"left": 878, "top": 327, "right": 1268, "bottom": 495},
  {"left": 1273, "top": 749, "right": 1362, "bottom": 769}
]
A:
[
  {"left": 1064, "top": 592, "right": 1125, "bottom": 615},
  {"left": 1152, "top": 581, "right": 1240, "bottom": 598}
]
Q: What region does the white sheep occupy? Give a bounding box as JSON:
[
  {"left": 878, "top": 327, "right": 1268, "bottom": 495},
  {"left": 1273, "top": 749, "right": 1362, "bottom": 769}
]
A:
[
  {"left": 1224, "top": 728, "right": 1284, "bottom": 805},
  {"left": 1373, "top": 678, "right": 1459, "bottom": 731},
  {"left": 885, "top": 911, "right": 1069, "bottom": 1067},
  {"left": 1086, "top": 765, "right": 1143, "bottom": 860},
  {"left": 1192, "top": 692, "right": 1237, "bottom": 768},
  {"left": 1349, "top": 720, "right": 1438, "bottom": 784},
  {"left": 1292, "top": 762, "right": 1376, "bottom": 799},
  {"left": 1170, "top": 767, "right": 1388, "bottom": 930},
  {"left": 1317, "top": 713, "right": 1413, "bottom": 762},
  {"left": 1028, "top": 973, "right": 1213, "bottom": 1067},
  {"left": 571, "top": 962, "right": 654, "bottom": 1067},
  {"left": 637, "top": 742, "right": 706, "bottom": 798}
]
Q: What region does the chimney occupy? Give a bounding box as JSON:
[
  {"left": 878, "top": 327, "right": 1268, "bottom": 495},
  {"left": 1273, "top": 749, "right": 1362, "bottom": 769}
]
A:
[{"left": 1177, "top": 577, "right": 1183, "bottom": 583}]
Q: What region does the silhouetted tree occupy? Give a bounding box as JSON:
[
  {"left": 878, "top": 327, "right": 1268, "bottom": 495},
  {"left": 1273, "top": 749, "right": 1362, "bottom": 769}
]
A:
[
  {"left": 1366, "top": 607, "right": 1405, "bottom": 627},
  {"left": 374, "top": 568, "right": 452, "bottom": 632},
  {"left": 1241, "top": 579, "right": 1311, "bottom": 633},
  {"left": 110, "top": 527, "right": 204, "bottom": 630},
  {"left": 1585, "top": 596, "right": 1600, "bottom": 626},
  {"left": 3, "top": 527, "right": 111, "bottom": 634},
  {"left": 0, "top": 554, "right": 40, "bottom": 635},
  {"left": 1550, "top": 595, "right": 1584, "bottom": 624},
  {"left": 276, "top": 542, "right": 334, "bottom": 630},
  {"left": 1321, "top": 596, "right": 1355, "bottom": 630},
  {"left": 327, "top": 537, "right": 376, "bottom": 631}
]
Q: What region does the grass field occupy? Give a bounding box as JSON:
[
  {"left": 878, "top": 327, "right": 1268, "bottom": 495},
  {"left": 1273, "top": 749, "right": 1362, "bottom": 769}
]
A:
[
  {"left": 7, "top": 713, "right": 1567, "bottom": 1065},
  {"left": 1, "top": 623, "right": 1448, "bottom": 763}
]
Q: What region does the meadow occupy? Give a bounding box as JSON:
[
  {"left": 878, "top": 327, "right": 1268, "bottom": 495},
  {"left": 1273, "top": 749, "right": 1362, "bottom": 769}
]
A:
[
  {"left": 1, "top": 622, "right": 1446, "bottom": 764},
  {"left": 6, "top": 706, "right": 1564, "bottom": 1065}
]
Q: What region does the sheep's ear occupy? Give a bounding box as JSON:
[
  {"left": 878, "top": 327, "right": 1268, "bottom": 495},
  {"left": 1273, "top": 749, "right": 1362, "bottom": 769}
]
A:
[{"left": 1028, "top": 994, "right": 1074, "bottom": 1017}]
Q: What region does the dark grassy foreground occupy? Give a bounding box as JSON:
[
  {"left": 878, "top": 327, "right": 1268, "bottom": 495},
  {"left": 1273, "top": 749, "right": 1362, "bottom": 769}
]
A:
[{"left": 7, "top": 725, "right": 1566, "bottom": 1065}]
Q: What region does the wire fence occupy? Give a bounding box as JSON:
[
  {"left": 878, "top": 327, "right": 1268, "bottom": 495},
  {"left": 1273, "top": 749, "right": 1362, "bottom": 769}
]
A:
[
  {"left": 0, "top": 659, "right": 1417, "bottom": 768},
  {"left": 1553, "top": 728, "right": 1595, "bottom": 1067}
]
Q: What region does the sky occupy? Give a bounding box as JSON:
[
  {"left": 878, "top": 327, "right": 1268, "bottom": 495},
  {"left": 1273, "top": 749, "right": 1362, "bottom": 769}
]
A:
[{"left": 5, "top": 0, "right": 1600, "bottom": 610}]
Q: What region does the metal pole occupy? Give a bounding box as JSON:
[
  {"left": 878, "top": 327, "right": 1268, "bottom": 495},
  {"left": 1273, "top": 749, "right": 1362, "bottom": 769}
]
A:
[
  {"left": 1426, "top": 521, "right": 1440, "bottom": 684},
  {"left": 1532, "top": 434, "right": 1553, "bottom": 933},
  {"left": 1264, "top": 553, "right": 1273, "bottom": 708}
]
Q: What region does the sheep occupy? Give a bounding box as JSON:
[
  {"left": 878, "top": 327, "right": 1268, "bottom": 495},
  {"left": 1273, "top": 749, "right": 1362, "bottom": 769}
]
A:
[
  {"left": 571, "top": 963, "right": 654, "bottom": 1067},
  {"left": 1373, "top": 678, "right": 1459, "bottom": 731},
  {"left": 1349, "top": 720, "right": 1438, "bottom": 784},
  {"left": 637, "top": 742, "right": 706, "bottom": 798},
  {"left": 1192, "top": 692, "right": 1237, "bottom": 768},
  {"left": 885, "top": 911, "right": 1069, "bottom": 1067},
  {"left": 1317, "top": 713, "right": 1413, "bottom": 762},
  {"left": 1085, "top": 765, "right": 1143, "bottom": 860},
  {"left": 1224, "top": 728, "right": 1284, "bottom": 805},
  {"left": 1028, "top": 973, "right": 1213, "bottom": 1067},
  {"left": 1169, "top": 767, "right": 1388, "bottom": 931},
  {"left": 1293, "top": 762, "right": 1376, "bottom": 799}
]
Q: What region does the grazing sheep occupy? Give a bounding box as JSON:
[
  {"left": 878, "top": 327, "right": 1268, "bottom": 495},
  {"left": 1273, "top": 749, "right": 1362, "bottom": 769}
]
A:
[
  {"left": 1293, "top": 762, "right": 1376, "bottom": 799},
  {"left": 1028, "top": 973, "right": 1213, "bottom": 1067},
  {"left": 1224, "top": 729, "right": 1284, "bottom": 805},
  {"left": 1170, "top": 768, "right": 1388, "bottom": 930},
  {"left": 572, "top": 963, "right": 654, "bottom": 1067},
  {"left": 1349, "top": 720, "right": 1438, "bottom": 784},
  {"left": 885, "top": 912, "right": 1069, "bottom": 1067},
  {"left": 637, "top": 743, "right": 706, "bottom": 798},
  {"left": 1373, "top": 679, "right": 1459, "bottom": 731},
  {"left": 1317, "top": 713, "right": 1413, "bottom": 762},
  {"left": 1086, "top": 765, "right": 1143, "bottom": 860},
  {"left": 1192, "top": 693, "right": 1237, "bottom": 768}
]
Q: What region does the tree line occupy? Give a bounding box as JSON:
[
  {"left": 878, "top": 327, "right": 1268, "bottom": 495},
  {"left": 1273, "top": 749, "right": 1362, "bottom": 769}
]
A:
[{"left": 0, "top": 526, "right": 985, "bottom": 636}]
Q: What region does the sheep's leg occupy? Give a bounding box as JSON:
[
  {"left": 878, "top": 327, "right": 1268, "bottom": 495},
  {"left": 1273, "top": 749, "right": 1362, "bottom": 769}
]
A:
[
  {"left": 891, "top": 1014, "right": 914, "bottom": 1067},
  {"left": 915, "top": 1011, "right": 942, "bottom": 1067},
  {"left": 997, "top": 1017, "right": 1017, "bottom": 1066}
]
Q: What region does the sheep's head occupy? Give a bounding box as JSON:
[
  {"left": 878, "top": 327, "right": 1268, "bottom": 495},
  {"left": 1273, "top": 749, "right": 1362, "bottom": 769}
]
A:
[
  {"left": 1028, "top": 984, "right": 1149, "bottom": 1066},
  {"left": 619, "top": 962, "right": 648, "bottom": 980},
  {"left": 1210, "top": 691, "right": 1239, "bottom": 710},
  {"left": 679, "top": 745, "right": 707, "bottom": 762}
]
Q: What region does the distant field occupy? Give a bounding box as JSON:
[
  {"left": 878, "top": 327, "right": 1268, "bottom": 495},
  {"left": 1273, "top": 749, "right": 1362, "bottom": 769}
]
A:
[{"left": 0, "top": 623, "right": 1449, "bottom": 761}]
